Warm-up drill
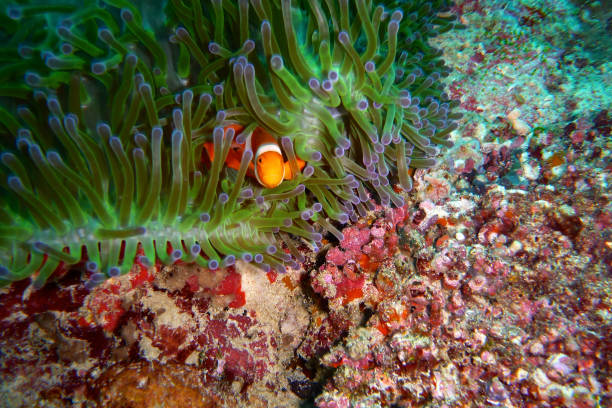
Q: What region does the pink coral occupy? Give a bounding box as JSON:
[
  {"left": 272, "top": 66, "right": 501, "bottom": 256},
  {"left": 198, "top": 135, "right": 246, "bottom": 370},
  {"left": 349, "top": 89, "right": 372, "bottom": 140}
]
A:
[{"left": 340, "top": 227, "right": 371, "bottom": 252}]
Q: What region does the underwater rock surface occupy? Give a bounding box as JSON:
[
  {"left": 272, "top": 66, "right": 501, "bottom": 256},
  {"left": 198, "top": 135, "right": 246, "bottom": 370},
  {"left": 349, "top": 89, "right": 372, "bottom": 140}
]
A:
[{"left": 1, "top": 0, "right": 611, "bottom": 407}]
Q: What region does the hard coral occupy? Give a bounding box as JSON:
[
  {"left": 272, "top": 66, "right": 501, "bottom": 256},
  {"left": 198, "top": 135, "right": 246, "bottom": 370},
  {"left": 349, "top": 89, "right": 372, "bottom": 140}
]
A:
[{"left": 313, "top": 204, "right": 406, "bottom": 308}]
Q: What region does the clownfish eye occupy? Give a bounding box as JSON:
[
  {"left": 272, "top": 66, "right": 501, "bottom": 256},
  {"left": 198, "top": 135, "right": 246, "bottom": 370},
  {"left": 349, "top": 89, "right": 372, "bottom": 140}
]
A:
[{"left": 258, "top": 158, "right": 263, "bottom": 163}]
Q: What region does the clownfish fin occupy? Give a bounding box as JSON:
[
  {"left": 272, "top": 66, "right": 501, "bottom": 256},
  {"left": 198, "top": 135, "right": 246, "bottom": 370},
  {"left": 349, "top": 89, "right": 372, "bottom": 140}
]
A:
[
  {"left": 225, "top": 157, "right": 242, "bottom": 171},
  {"left": 225, "top": 123, "right": 245, "bottom": 136},
  {"left": 283, "top": 157, "right": 306, "bottom": 180},
  {"left": 202, "top": 141, "right": 215, "bottom": 168},
  {"left": 246, "top": 162, "right": 255, "bottom": 177},
  {"left": 225, "top": 142, "right": 246, "bottom": 171},
  {"left": 202, "top": 124, "right": 247, "bottom": 171}
]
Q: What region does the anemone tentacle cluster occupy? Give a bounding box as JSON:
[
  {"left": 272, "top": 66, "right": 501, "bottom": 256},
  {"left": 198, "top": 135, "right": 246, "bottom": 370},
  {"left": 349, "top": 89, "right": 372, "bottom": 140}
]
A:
[{"left": 0, "top": 0, "right": 460, "bottom": 288}]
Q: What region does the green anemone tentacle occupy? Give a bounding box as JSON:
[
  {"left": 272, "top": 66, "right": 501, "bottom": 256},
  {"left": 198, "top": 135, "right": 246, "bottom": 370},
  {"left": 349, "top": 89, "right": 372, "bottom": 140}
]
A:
[{"left": 0, "top": 0, "right": 460, "bottom": 288}]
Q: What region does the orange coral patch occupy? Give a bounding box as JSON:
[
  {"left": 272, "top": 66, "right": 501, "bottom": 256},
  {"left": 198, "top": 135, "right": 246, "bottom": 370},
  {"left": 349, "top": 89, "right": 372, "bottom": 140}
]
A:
[
  {"left": 359, "top": 253, "right": 380, "bottom": 273},
  {"left": 436, "top": 217, "right": 449, "bottom": 226},
  {"left": 281, "top": 275, "right": 297, "bottom": 291},
  {"left": 546, "top": 151, "right": 565, "bottom": 168},
  {"left": 436, "top": 234, "right": 450, "bottom": 248},
  {"left": 342, "top": 286, "right": 364, "bottom": 305},
  {"left": 376, "top": 322, "right": 390, "bottom": 336}
]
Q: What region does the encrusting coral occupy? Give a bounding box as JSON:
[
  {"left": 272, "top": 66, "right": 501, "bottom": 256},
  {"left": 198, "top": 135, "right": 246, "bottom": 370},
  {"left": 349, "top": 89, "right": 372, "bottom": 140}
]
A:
[{"left": 0, "top": 0, "right": 461, "bottom": 289}]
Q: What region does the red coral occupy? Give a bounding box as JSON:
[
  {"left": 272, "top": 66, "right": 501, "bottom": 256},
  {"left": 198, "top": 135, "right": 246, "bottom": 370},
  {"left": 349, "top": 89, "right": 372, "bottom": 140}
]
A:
[
  {"left": 129, "top": 261, "right": 155, "bottom": 288},
  {"left": 84, "top": 283, "right": 125, "bottom": 332},
  {"left": 194, "top": 313, "right": 270, "bottom": 386},
  {"left": 336, "top": 275, "right": 365, "bottom": 306},
  {"left": 471, "top": 51, "right": 485, "bottom": 63},
  {"left": 151, "top": 325, "right": 188, "bottom": 358},
  {"left": 298, "top": 311, "right": 353, "bottom": 359},
  {"left": 212, "top": 269, "right": 246, "bottom": 308}
]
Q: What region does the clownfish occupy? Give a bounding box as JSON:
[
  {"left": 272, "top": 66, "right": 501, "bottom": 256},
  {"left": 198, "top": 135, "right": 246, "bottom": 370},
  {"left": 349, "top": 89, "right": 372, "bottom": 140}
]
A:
[{"left": 203, "top": 124, "right": 306, "bottom": 189}]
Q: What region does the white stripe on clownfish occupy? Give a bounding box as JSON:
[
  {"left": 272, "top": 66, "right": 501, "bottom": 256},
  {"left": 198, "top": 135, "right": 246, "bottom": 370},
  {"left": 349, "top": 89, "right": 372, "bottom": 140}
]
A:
[
  {"left": 246, "top": 128, "right": 286, "bottom": 189},
  {"left": 203, "top": 124, "right": 306, "bottom": 189}
]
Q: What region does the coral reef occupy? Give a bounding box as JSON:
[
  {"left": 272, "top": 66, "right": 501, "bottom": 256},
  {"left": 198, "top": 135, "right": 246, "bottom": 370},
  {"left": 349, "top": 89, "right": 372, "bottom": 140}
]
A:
[
  {"left": 0, "top": 0, "right": 459, "bottom": 289},
  {"left": 315, "top": 161, "right": 610, "bottom": 406},
  {"left": 0, "top": 256, "right": 312, "bottom": 407},
  {"left": 0, "top": 0, "right": 610, "bottom": 407}
]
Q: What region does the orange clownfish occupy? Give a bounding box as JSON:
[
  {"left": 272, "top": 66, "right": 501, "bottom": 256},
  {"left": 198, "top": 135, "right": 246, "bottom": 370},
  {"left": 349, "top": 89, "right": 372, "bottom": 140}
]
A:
[{"left": 203, "top": 124, "right": 306, "bottom": 189}]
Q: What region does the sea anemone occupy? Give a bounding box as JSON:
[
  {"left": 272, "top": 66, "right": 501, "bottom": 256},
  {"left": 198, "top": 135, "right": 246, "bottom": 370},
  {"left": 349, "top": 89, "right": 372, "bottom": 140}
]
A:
[{"left": 0, "top": 0, "right": 461, "bottom": 288}]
